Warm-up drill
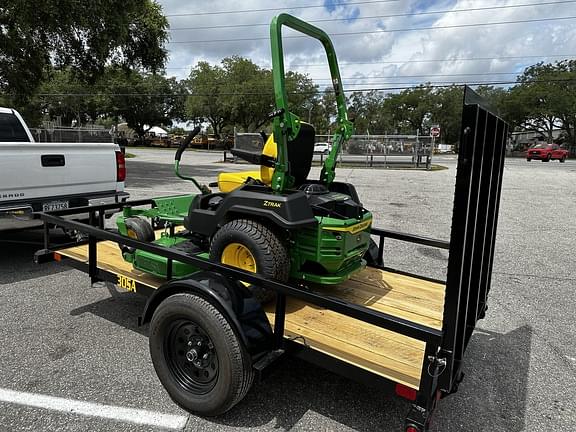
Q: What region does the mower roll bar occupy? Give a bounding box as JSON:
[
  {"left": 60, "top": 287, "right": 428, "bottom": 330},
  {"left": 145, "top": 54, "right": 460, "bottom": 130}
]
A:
[{"left": 269, "top": 14, "right": 354, "bottom": 192}]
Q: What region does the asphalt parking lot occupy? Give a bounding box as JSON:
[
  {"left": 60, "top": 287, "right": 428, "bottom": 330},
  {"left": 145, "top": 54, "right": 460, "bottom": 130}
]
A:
[{"left": 1, "top": 150, "right": 575, "bottom": 431}]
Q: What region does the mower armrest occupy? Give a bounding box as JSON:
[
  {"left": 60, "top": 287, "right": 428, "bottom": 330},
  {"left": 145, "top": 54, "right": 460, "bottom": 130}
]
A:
[{"left": 231, "top": 149, "right": 275, "bottom": 167}]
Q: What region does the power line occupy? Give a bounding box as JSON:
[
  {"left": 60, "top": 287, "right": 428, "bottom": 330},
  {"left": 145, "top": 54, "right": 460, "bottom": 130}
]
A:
[
  {"left": 291, "top": 54, "right": 576, "bottom": 67},
  {"left": 309, "top": 72, "right": 523, "bottom": 80},
  {"left": 164, "top": 0, "right": 399, "bottom": 17},
  {"left": 168, "top": 16, "right": 576, "bottom": 43},
  {"left": 164, "top": 55, "right": 575, "bottom": 70},
  {"left": 29, "top": 79, "right": 576, "bottom": 98},
  {"left": 169, "top": 0, "right": 576, "bottom": 31}
]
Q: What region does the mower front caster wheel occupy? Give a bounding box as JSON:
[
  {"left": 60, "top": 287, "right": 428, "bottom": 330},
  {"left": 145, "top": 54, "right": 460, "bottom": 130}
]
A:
[{"left": 149, "top": 293, "right": 254, "bottom": 416}]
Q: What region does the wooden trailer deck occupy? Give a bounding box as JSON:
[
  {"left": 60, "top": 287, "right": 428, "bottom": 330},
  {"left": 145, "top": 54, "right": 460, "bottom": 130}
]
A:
[{"left": 57, "top": 239, "right": 446, "bottom": 390}]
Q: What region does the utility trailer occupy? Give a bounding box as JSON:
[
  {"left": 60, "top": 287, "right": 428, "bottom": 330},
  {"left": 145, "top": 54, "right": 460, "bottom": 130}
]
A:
[{"left": 35, "top": 87, "right": 508, "bottom": 431}]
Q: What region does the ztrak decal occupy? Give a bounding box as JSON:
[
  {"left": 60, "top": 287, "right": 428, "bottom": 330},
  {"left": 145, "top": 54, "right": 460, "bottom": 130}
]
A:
[{"left": 263, "top": 200, "right": 282, "bottom": 208}]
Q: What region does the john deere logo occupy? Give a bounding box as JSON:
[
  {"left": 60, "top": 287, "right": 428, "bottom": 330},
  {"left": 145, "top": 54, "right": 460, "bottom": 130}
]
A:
[{"left": 263, "top": 200, "right": 282, "bottom": 208}]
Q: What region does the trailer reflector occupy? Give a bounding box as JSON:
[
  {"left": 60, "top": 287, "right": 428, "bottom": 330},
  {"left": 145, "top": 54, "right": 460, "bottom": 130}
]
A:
[
  {"left": 54, "top": 252, "right": 61, "bottom": 262},
  {"left": 395, "top": 383, "right": 417, "bottom": 401}
]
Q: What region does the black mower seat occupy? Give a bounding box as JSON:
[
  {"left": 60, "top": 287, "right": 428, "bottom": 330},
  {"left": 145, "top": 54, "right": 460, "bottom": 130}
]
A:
[{"left": 217, "top": 122, "right": 316, "bottom": 192}]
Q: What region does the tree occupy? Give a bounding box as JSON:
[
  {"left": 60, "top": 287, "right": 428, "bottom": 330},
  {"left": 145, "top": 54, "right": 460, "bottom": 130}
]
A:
[
  {"left": 105, "top": 69, "right": 185, "bottom": 140},
  {"left": 185, "top": 62, "right": 228, "bottom": 137},
  {"left": 430, "top": 85, "right": 463, "bottom": 145},
  {"left": 37, "top": 69, "right": 108, "bottom": 126},
  {"left": 219, "top": 56, "right": 273, "bottom": 132},
  {"left": 310, "top": 88, "right": 337, "bottom": 135},
  {"left": 284, "top": 71, "right": 319, "bottom": 124},
  {"left": 385, "top": 85, "right": 434, "bottom": 134},
  {"left": 185, "top": 57, "right": 319, "bottom": 135},
  {"left": 0, "top": 0, "right": 168, "bottom": 101},
  {"left": 347, "top": 90, "right": 392, "bottom": 135},
  {"left": 505, "top": 61, "right": 576, "bottom": 145}
]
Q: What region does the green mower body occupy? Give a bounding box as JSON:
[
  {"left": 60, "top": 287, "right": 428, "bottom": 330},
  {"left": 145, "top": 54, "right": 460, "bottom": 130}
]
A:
[{"left": 115, "top": 14, "right": 374, "bottom": 290}]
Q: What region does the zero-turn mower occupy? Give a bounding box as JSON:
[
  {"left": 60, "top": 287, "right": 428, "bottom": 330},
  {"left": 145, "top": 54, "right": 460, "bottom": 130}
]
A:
[{"left": 116, "top": 14, "right": 373, "bottom": 301}]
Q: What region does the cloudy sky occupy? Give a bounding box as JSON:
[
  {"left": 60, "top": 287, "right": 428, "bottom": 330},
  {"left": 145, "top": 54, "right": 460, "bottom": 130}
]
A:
[{"left": 157, "top": 0, "right": 576, "bottom": 92}]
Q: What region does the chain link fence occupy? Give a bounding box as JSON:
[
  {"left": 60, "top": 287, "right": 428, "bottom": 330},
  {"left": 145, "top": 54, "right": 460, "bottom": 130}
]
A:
[
  {"left": 228, "top": 131, "right": 435, "bottom": 169},
  {"left": 30, "top": 126, "right": 113, "bottom": 143}
]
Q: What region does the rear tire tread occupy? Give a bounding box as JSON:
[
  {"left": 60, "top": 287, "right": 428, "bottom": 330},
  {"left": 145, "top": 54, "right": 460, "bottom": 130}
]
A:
[{"left": 150, "top": 293, "right": 254, "bottom": 416}]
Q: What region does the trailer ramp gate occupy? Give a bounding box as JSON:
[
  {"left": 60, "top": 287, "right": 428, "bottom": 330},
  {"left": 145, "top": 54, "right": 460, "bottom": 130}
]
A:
[{"left": 440, "top": 86, "right": 509, "bottom": 393}]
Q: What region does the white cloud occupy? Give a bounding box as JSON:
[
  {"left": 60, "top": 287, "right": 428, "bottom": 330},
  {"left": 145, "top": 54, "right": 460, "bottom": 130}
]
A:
[{"left": 158, "top": 0, "right": 576, "bottom": 90}]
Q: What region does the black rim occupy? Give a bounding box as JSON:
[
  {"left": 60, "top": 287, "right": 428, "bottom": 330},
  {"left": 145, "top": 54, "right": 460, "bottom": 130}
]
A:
[{"left": 164, "top": 319, "right": 219, "bottom": 394}]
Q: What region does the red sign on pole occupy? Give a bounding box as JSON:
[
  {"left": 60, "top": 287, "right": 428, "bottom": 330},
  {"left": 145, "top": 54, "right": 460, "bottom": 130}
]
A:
[{"left": 430, "top": 126, "right": 441, "bottom": 137}]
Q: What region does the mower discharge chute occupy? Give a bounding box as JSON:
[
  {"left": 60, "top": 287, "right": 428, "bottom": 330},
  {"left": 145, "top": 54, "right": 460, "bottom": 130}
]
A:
[{"left": 117, "top": 14, "right": 373, "bottom": 301}]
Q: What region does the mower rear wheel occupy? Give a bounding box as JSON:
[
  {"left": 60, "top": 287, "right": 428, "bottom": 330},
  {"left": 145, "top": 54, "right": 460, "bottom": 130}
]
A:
[{"left": 210, "top": 219, "right": 289, "bottom": 302}]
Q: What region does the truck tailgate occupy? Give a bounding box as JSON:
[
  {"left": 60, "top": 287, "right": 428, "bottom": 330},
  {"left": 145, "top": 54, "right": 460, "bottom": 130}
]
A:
[{"left": 0, "top": 142, "right": 121, "bottom": 203}]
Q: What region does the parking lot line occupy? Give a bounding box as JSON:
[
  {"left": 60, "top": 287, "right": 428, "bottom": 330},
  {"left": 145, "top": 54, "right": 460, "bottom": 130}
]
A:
[{"left": 0, "top": 388, "right": 188, "bottom": 430}]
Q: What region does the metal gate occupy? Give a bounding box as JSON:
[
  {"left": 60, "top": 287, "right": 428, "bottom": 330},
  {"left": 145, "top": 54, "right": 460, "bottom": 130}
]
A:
[{"left": 440, "top": 86, "right": 509, "bottom": 392}]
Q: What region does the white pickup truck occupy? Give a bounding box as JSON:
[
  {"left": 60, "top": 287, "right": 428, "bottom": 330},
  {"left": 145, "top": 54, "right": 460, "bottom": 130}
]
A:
[{"left": 0, "top": 107, "right": 128, "bottom": 231}]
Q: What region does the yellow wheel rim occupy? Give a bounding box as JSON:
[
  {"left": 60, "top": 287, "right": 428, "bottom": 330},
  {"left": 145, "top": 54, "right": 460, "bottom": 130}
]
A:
[
  {"left": 221, "top": 243, "right": 257, "bottom": 273},
  {"left": 127, "top": 229, "right": 138, "bottom": 239}
]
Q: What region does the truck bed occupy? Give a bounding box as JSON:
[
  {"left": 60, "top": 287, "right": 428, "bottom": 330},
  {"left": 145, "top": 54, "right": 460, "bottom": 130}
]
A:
[{"left": 58, "top": 240, "right": 446, "bottom": 390}]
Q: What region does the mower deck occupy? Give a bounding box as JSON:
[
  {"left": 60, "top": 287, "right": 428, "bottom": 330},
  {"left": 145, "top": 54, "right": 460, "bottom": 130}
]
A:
[{"left": 57, "top": 237, "right": 445, "bottom": 390}]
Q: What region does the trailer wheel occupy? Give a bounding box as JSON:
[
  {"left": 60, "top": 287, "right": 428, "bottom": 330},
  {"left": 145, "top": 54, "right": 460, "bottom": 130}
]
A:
[
  {"left": 149, "top": 293, "right": 254, "bottom": 416},
  {"left": 125, "top": 217, "right": 155, "bottom": 242},
  {"left": 209, "top": 219, "right": 289, "bottom": 303}
]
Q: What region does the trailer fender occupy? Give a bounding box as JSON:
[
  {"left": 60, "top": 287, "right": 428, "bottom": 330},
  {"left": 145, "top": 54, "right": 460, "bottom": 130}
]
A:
[{"left": 140, "top": 271, "right": 273, "bottom": 355}]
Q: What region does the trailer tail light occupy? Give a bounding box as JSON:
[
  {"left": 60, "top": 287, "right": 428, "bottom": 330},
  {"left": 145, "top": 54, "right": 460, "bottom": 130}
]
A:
[
  {"left": 395, "top": 383, "right": 417, "bottom": 401},
  {"left": 116, "top": 151, "right": 126, "bottom": 182},
  {"left": 406, "top": 426, "right": 420, "bottom": 432},
  {"left": 54, "top": 253, "right": 62, "bottom": 262}
]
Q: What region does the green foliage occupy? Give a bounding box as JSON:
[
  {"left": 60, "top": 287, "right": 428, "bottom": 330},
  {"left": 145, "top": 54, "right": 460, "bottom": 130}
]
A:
[
  {"left": 0, "top": 0, "right": 168, "bottom": 100},
  {"left": 104, "top": 69, "right": 185, "bottom": 138},
  {"left": 348, "top": 90, "right": 392, "bottom": 134},
  {"left": 184, "top": 61, "right": 227, "bottom": 137},
  {"left": 429, "top": 85, "right": 463, "bottom": 145},
  {"left": 505, "top": 61, "right": 576, "bottom": 145},
  {"left": 184, "top": 56, "right": 319, "bottom": 136},
  {"left": 309, "top": 88, "right": 337, "bottom": 134}
]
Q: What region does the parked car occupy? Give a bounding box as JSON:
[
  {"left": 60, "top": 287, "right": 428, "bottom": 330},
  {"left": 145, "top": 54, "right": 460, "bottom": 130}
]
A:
[
  {"left": 0, "top": 107, "right": 128, "bottom": 231},
  {"left": 526, "top": 143, "right": 568, "bottom": 162},
  {"left": 313, "top": 142, "right": 331, "bottom": 154}
]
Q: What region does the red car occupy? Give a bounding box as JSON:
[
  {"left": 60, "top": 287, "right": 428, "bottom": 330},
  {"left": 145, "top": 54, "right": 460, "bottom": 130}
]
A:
[{"left": 526, "top": 143, "right": 568, "bottom": 162}]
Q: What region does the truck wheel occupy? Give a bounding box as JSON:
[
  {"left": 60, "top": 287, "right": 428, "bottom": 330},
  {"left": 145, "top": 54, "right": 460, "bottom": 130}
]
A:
[
  {"left": 125, "top": 217, "right": 155, "bottom": 242},
  {"left": 209, "top": 219, "right": 289, "bottom": 303},
  {"left": 149, "top": 293, "right": 254, "bottom": 416},
  {"left": 560, "top": 155, "right": 566, "bottom": 163},
  {"left": 526, "top": 158, "right": 531, "bottom": 162},
  {"left": 543, "top": 153, "right": 551, "bottom": 162}
]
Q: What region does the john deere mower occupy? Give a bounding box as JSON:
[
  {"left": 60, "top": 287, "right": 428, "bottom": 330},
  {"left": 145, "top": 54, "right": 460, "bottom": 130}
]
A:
[{"left": 117, "top": 14, "right": 373, "bottom": 301}]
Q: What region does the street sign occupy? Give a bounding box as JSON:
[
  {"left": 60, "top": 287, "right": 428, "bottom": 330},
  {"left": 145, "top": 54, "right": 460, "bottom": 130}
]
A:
[{"left": 430, "top": 126, "right": 441, "bottom": 137}]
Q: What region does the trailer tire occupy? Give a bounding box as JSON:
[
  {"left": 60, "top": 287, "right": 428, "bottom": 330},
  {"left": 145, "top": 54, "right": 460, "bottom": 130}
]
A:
[
  {"left": 149, "top": 293, "right": 254, "bottom": 416},
  {"left": 209, "top": 219, "right": 289, "bottom": 303}
]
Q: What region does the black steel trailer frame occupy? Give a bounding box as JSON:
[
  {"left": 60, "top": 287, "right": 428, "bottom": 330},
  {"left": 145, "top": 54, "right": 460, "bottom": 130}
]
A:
[{"left": 34, "top": 87, "right": 508, "bottom": 432}]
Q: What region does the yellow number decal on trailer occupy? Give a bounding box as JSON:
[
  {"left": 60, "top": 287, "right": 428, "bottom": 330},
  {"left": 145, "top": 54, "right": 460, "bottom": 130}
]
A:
[{"left": 117, "top": 274, "right": 137, "bottom": 292}]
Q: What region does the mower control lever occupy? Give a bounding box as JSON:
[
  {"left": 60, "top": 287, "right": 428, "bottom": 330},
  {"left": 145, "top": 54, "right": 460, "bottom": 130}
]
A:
[
  {"left": 253, "top": 108, "right": 285, "bottom": 132},
  {"left": 175, "top": 126, "right": 201, "bottom": 162}
]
